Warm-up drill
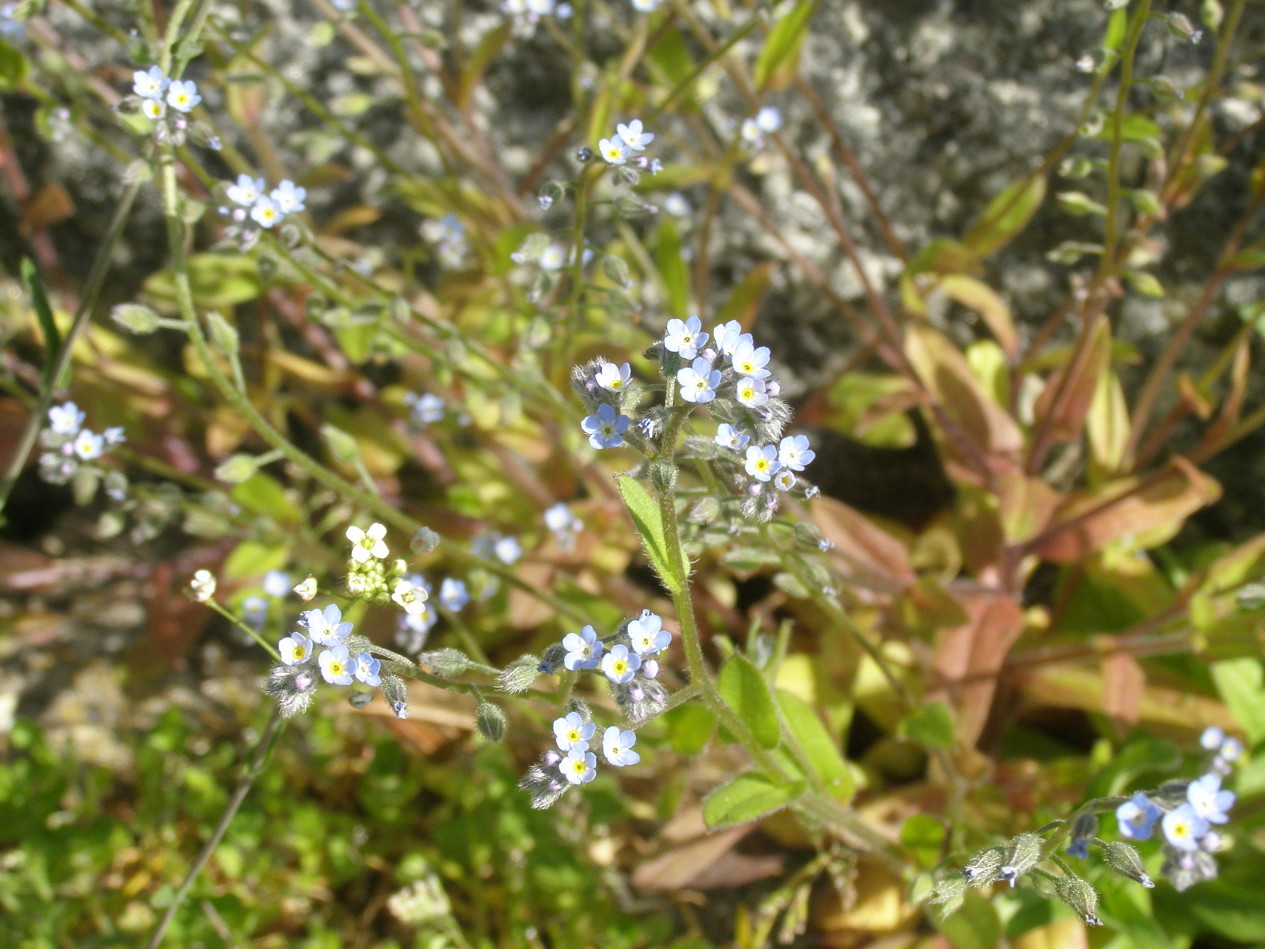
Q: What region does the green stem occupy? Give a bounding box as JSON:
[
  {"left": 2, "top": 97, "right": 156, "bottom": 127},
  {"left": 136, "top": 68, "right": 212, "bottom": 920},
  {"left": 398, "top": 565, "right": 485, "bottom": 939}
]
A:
[{"left": 144, "top": 707, "right": 286, "bottom": 949}]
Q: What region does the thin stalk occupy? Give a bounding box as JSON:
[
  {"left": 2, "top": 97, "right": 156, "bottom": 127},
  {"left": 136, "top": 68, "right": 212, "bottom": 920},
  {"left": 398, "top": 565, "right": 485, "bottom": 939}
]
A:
[
  {"left": 0, "top": 179, "right": 143, "bottom": 515},
  {"left": 144, "top": 708, "right": 286, "bottom": 949}
]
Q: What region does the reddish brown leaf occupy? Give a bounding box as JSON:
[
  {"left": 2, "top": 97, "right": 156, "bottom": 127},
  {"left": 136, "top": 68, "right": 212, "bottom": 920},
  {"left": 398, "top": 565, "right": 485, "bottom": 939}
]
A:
[
  {"left": 811, "top": 496, "right": 916, "bottom": 593},
  {"left": 1029, "top": 457, "right": 1221, "bottom": 563},
  {"left": 1032, "top": 315, "right": 1111, "bottom": 445},
  {"left": 1101, "top": 648, "right": 1145, "bottom": 729},
  {"left": 930, "top": 591, "right": 1027, "bottom": 746}
]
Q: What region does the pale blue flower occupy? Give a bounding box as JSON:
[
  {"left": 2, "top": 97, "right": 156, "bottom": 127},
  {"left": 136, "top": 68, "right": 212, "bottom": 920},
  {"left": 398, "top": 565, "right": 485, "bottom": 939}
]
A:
[
  {"left": 1200, "top": 726, "right": 1224, "bottom": 750},
  {"left": 715, "top": 423, "right": 750, "bottom": 450},
  {"left": 664, "top": 315, "right": 707, "bottom": 360},
  {"left": 601, "top": 643, "right": 641, "bottom": 684},
  {"left": 165, "top": 79, "right": 201, "bottom": 113},
  {"left": 616, "top": 119, "right": 654, "bottom": 151},
  {"left": 405, "top": 391, "right": 445, "bottom": 425},
  {"left": 773, "top": 469, "right": 797, "bottom": 492},
  {"left": 778, "top": 434, "right": 815, "bottom": 471},
  {"left": 72, "top": 430, "right": 104, "bottom": 461},
  {"left": 132, "top": 65, "right": 168, "bottom": 99},
  {"left": 263, "top": 570, "right": 291, "bottom": 598},
  {"left": 712, "top": 320, "right": 746, "bottom": 356},
  {"left": 271, "top": 179, "right": 307, "bottom": 214},
  {"left": 559, "top": 746, "right": 598, "bottom": 785},
  {"left": 595, "top": 361, "right": 632, "bottom": 392},
  {"left": 1116, "top": 791, "right": 1161, "bottom": 841},
  {"left": 278, "top": 631, "right": 311, "bottom": 665},
  {"left": 250, "top": 195, "right": 281, "bottom": 229},
  {"left": 553, "top": 711, "right": 595, "bottom": 751},
  {"left": 744, "top": 444, "right": 781, "bottom": 482},
  {"left": 628, "top": 610, "right": 670, "bottom": 655},
  {"left": 603, "top": 726, "right": 640, "bottom": 766},
  {"left": 102, "top": 427, "right": 126, "bottom": 447},
  {"left": 735, "top": 375, "right": 768, "bottom": 408},
  {"left": 677, "top": 357, "right": 720, "bottom": 403},
  {"left": 1163, "top": 803, "right": 1209, "bottom": 852},
  {"left": 226, "top": 174, "right": 265, "bottom": 207},
  {"left": 48, "top": 402, "right": 84, "bottom": 436},
  {"left": 562, "top": 624, "right": 603, "bottom": 671},
  {"left": 598, "top": 137, "right": 628, "bottom": 164},
  {"left": 544, "top": 502, "right": 577, "bottom": 534},
  {"left": 581, "top": 403, "right": 629, "bottom": 449},
  {"left": 731, "top": 338, "right": 771, "bottom": 379},
  {"left": 1187, "top": 774, "right": 1234, "bottom": 824},
  {"left": 493, "top": 535, "right": 522, "bottom": 565},
  {"left": 301, "top": 604, "right": 353, "bottom": 646},
  {"left": 354, "top": 651, "right": 382, "bottom": 687},
  {"left": 439, "top": 578, "right": 469, "bottom": 611},
  {"left": 319, "top": 643, "right": 355, "bottom": 685}
]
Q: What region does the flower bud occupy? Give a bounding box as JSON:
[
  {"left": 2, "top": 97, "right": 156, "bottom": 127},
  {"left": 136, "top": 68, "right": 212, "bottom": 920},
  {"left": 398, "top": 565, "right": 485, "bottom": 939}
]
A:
[
  {"left": 649, "top": 461, "right": 677, "bottom": 495},
  {"left": 411, "top": 526, "right": 441, "bottom": 554},
  {"left": 497, "top": 655, "right": 540, "bottom": 693},
  {"left": 294, "top": 576, "right": 318, "bottom": 601},
  {"left": 189, "top": 569, "right": 217, "bottom": 603},
  {"left": 1055, "top": 874, "right": 1102, "bottom": 926},
  {"left": 111, "top": 302, "right": 161, "bottom": 334},
  {"left": 418, "top": 648, "right": 472, "bottom": 678},
  {"left": 475, "top": 702, "right": 507, "bottom": 742},
  {"left": 962, "top": 846, "right": 1005, "bottom": 886},
  {"left": 998, "top": 833, "right": 1044, "bottom": 886},
  {"left": 1100, "top": 840, "right": 1154, "bottom": 888},
  {"left": 381, "top": 673, "right": 409, "bottom": 719},
  {"left": 348, "top": 689, "right": 373, "bottom": 710}
]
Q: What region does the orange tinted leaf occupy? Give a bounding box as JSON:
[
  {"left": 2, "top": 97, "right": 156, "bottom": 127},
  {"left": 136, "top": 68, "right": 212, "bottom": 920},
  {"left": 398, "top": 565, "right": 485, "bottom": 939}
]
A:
[
  {"left": 1032, "top": 316, "right": 1111, "bottom": 444},
  {"left": 939, "top": 275, "right": 1018, "bottom": 357},
  {"left": 1030, "top": 458, "right": 1221, "bottom": 563},
  {"left": 904, "top": 322, "right": 1023, "bottom": 471},
  {"left": 1102, "top": 649, "right": 1145, "bottom": 728}
]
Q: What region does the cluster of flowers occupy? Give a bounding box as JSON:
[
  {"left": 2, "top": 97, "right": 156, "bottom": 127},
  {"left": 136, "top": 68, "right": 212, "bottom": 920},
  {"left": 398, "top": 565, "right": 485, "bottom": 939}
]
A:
[
  {"left": 740, "top": 106, "right": 783, "bottom": 150},
  {"left": 544, "top": 502, "right": 581, "bottom": 550},
  {"left": 216, "top": 173, "right": 306, "bottom": 249},
  {"left": 520, "top": 610, "right": 671, "bottom": 808},
  {"left": 937, "top": 726, "right": 1244, "bottom": 925},
  {"left": 577, "top": 316, "right": 817, "bottom": 520},
  {"left": 1108, "top": 726, "right": 1241, "bottom": 891},
  {"left": 38, "top": 402, "right": 126, "bottom": 487},
  {"left": 129, "top": 65, "right": 211, "bottom": 146}
]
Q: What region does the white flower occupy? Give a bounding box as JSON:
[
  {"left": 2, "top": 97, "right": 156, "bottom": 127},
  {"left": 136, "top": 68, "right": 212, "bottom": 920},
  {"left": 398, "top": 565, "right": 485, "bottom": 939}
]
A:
[
  {"left": 755, "top": 106, "right": 782, "bottom": 134},
  {"left": 271, "top": 179, "right": 307, "bottom": 214},
  {"left": 777, "top": 434, "right": 815, "bottom": 471},
  {"left": 141, "top": 98, "right": 167, "bottom": 120},
  {"left": 226, "top": 174, "right": 265, "bottom": 207},
  {"left": 744, "top": 444, "right": 781, "bottom": 482},
  {"left": 598, "top": 137, "right": 629, "bottom": 165},
  {"left": 602, "top": 726, "right": 640, "bottom": 766},
  {"left": 615, "top": 119, "right": 654, "bottom": 151},
  {"left": 250, "top": 196, "right": 281, "bottom": 229},
  {"left": 663, "top": 315, "right": 708, "bottom": 360},
  {"left": 631, "top": 0, "right": 660, "bottom": 10},
  {"left": 165, "top": 79, "right": 201, "bottom": 113},
  {"left": 392, "top": 579, "right": 429, "bottom": 616},
  {"left": 735, "top": 376, "right": 768, "bottom": 408},
  {"left": 715, "top": 423, "right": 750, "bottom": 450},
  {"left": 72, "top": 430, "right": 104, "bottom": 460},
  {"left": 347, "top": 522, "right": 389, "bottom": 563},
  {"left": 294, "top": 576, "right": 318, "bottom": 601},
  {"left": 538, "top": 243, "right": 568, "bottom": 271},
  {"left": 48, "top": 402, "right": 84, "bottom": 436},
  {"left": 132, "top": 65, "right": 168, "bottom": 99},
  {"left": 595, "top": 361, "right": 632, "bottom": 391},
  {"left": 190, "top": 569, "right": 217, "bottom": 602}
]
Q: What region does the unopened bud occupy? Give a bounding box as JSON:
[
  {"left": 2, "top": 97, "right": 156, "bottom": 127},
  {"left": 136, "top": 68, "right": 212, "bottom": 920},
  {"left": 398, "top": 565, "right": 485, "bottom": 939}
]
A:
[
  {"left": 498, "top": 655, "right": 540, "bottom": 693},
  {"left": 381, "top": 673, "right": 408, "bottom": 718},
  {"left": 998, "top": 834, "right": 1044, "bottom": 887},
  {"left": 476, "top": 702, "right": 507, "bottom": 742},
  {"left": 1055, "top": 874, "right": 1102, "bottom": 926},
  {"left": 348, "top": 690, "right": 373, "bottom": 710},
  {"left": 962, "top": 847, "right": 1005, "bottom": 886},
  {"left": 649, "top": 461, "right": 677, "bottom": 494},
  {"left": 111, "top": 302, "right": 161, "bottom": 334},
  {"left": 1100, "top": 840, "right": 1154, "bottom": 888},
  {"left": 294, "top": 576, "right": 318, "bottom": 601},
  {"left": 419, "top": 648, "right": 472, "bottom": 678}
]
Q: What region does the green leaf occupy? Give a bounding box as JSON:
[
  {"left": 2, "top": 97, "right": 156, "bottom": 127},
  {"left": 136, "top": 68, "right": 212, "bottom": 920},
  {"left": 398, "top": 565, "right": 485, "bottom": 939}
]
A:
[
  {"left": 222, "top": 541, "right": 289, "bottom": 580},
  {"left": 616, "top": 474, "right": 684, "bottom": 593},
  {"left": 664, "top": 703, "right": 716, "bottom": 755},
  {"left": 22, "top": 258, "right": 61, "bottom": 389},
  {"left": 899, "top": 701, "right": 956, "bottom": 751},
  {"left": 718, "top": 654, "right": 780, "bottom": 749},
  {"left": 963, "top": 174, "right": 1046, "bottom": 257},
  {"left": 934, "top": 890, "right": 1002, "bottom": 949},
  {"left": 702, "top": 770, "right": 804, "bottom": 828},
  {"left": 900, "top": 814, "right": 947, "bottom": 869},
  {"left": 0, "top": 38, "right": 27, "bottom": 91},
  {"left": 1211, "top": 658, "right": 1265, "bottom": 744},
  {"left": 753, "top": 0, "right": 817, "bottom": 91},
  {"left": 230, "top": 472, "right": 300, "bottom": 525},
  {"left": 776, "top": 690, "right": 854, "bottom": 800},
  {"left": 144, "top": 252, "right": 265, "bottom": 309},
  {"left": 654, "top": 218, "right": 690, "bottom": 320}
]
